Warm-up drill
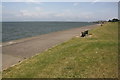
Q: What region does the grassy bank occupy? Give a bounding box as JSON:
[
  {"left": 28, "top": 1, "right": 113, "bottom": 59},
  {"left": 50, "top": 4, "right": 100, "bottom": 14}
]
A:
[{"left": 2, "top": 22, "right": 118, "bottom": 78}]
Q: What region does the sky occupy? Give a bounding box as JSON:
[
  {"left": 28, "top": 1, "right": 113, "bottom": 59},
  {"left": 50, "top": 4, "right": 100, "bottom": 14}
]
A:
[
  {"left": 2, "top": 2, "right": 118, "bottom": 22},
  {"left": 2, "top": 0, "right": 119, "bottom": 2}
]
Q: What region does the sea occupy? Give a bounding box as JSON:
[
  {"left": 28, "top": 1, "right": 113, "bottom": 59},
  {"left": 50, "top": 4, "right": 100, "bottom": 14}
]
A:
[{"left": 2, "top": 22, "right": 96, "bottom": 42}]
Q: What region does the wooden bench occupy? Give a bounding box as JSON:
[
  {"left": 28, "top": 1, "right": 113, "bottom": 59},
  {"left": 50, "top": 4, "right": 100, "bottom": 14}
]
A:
[{"left": 81, "top": 30, "right": 88, "bottom": 37}]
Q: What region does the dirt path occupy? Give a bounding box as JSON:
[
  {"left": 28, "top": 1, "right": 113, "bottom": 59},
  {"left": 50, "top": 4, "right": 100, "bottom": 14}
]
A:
[{"left": 2, "top": 24, "right": 99, "bottom": 70}]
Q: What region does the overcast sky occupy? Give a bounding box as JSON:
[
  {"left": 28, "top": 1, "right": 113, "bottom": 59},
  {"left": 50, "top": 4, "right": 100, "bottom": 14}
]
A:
[{"left": 2, "top": 2, "right": 118, "bottom": 22}]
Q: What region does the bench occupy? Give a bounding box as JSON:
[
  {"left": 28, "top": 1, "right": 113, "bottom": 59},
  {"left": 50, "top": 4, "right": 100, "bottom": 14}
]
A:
[{"left": 81, "top": 30, "right": 88, "bottom": 37}]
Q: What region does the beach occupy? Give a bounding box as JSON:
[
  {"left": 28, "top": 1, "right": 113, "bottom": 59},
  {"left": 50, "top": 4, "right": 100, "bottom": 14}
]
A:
[{"left": 2, "top": 24, "right": 99, "bottom": 70}]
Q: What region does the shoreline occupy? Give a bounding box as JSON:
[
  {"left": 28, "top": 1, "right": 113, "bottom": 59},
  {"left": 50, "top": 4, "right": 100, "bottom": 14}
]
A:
[
  {"left": 2, "top": 24, "right": 99, "bottom": 70},
  {"left": 2, "top": 24, "right": 98, "bottom": 47}
]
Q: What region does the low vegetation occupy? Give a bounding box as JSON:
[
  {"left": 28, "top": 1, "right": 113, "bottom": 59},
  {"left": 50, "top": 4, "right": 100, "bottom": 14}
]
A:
[{"left": 2, "top": 22, "right": 118, "bottom": 78}]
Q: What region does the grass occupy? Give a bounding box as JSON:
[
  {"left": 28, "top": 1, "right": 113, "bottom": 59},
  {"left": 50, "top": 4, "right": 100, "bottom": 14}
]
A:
[{"left": 2, "top": 22, "right": 118, "bottom": 78}]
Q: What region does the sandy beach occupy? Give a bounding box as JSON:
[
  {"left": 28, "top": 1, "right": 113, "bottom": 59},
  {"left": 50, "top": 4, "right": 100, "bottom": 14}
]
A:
[{"left": 2, "top": 24, "right": 99, "bottom": 70}]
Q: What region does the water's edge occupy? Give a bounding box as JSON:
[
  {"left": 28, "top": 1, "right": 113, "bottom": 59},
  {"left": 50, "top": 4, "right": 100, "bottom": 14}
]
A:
[
  {"left": 2, "top": 22, "right": 96, "bottom": 42},
  {"left": 2, "top": 24, "right": 98, "bottom": 47}
]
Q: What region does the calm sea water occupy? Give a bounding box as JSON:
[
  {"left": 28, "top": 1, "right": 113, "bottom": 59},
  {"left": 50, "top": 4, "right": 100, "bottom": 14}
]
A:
[{"left": 2, "top": 22, "right": 95, "bottom": 42}]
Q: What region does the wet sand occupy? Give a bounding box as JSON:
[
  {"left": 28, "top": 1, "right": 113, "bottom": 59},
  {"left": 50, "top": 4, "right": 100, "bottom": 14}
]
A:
[{"left": 2, "top": 24, "right": 99, "bottom": 70}]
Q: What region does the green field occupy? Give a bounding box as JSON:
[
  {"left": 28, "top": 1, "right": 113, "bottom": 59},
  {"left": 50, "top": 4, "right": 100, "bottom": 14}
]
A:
[{"left": 2, "top": 22, "right": 118, "bottom": 78}]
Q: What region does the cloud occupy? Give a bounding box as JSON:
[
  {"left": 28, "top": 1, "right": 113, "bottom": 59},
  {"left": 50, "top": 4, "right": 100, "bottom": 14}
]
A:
[
  {"left": 2, "top": 2, "right": 117, "bottom": 21},
  {"left": 54, "top": 10, "right": 95, "bottom": 21},
  {"left": 92, "top": 0, "right": 101, "bottom": 2},
  {"left": 2, "top": 0, "right": 119, "bottom": 2},
  {"left": 17, "top": 10, "right": 40, "bottom": 17},
  {"left": 73, "top": 3, "right": 79, "bottom": 6},
  {"left": 25, "top": 2, "right": 42, "bottom": 4},
  {"left": 55, "top": 10, "right": 72, "bottom": 17},
  {"left": 34, "top": 7, "right": 43, "bottom": 11},
  {"left": 2, "top": 0, "right": 42, "bottom": 2},
  {"left": 91, "top": 0, "right": 100, "bottom": 4},
  {"left": 15, "top": 7, "right": 53, "bottom": 19},
  {"left": 19, "top": 7, "right": 43, "bottom": 17},
  {"left": 19, "top": 10, "right": 33, "bottom": 17},
  {"left": 13, "top": 8, "right": 79, "bottom": 21},
  {"left": 3, "top": 7, "right": 97, "bottom": 21}
]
